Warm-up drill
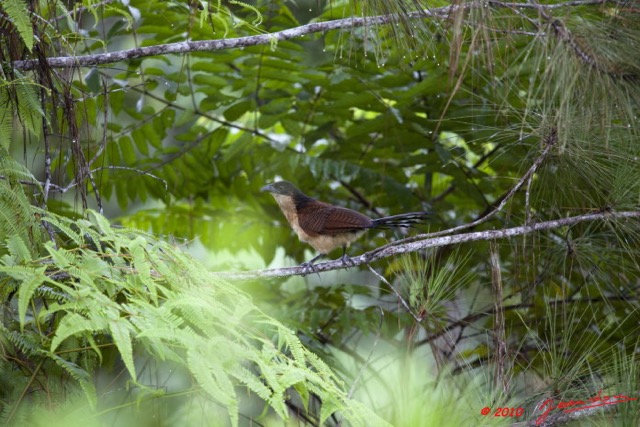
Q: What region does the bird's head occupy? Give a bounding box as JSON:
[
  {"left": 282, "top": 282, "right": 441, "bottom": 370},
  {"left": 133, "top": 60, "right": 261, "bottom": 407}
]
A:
[{"left": 261, "top": 181, "right": 304, "bottom": 197}]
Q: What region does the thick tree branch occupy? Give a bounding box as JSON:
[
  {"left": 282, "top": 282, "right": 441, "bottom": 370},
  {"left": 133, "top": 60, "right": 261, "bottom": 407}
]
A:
[
  {"left": 213, "top": 209, "right": 640, "bottom": 279},
  {"left": 10, "top": 0, "right": 610, "bottom": 71}
]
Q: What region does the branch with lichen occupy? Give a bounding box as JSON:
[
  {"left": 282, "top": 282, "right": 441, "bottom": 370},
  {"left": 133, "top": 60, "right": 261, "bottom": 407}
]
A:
[
  {"left": 10, "top": 0, "right": 614, "bottom": 71},
  {"left": 213, "top": 209, "right": 640, "bottom": 279}
]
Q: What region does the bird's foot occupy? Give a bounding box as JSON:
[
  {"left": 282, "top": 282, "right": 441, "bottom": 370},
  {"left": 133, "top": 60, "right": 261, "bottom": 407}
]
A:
[
  {"left": 300, "top": 254, "right": 325, "bottom": 276},
  {"left": 300, "top": 261, "right": 318, "bottom": 276},
  {"left": 340, "top": 253, "right": 356, "bottom": 267}
]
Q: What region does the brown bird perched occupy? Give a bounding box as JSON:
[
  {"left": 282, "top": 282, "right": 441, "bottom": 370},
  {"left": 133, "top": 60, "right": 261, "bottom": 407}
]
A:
[{"left": 261, "top": 181, "right": 430, "bottom": 270}]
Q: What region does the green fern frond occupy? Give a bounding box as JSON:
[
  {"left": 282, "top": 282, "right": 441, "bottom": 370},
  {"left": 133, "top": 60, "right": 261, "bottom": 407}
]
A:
[
  {"left": 0, "top": 154, "right": 42, "bottom": 186},
  {"left": 33, "top": 210, "right": 85, "bottom": 246},
  {"left": 43, "top": 242, "right": 74, "bottom": 269},
  {"left": 104, "top": 4, "right": 134, "bottom": 30},
  {"left": 2, "top": 0, "right": 34, "bottom": 51},
  {"left": 0, "top": 158, "right": 44, "bottom": 256},
  {"left": 86, "top": 210, "right": 115, "bottom": 238},
  {"left": 4, "top": 234, "right": 33, "bottom": 264},
  {"left": 50, "top": 312, "right": 109, "bottom": 353},
  {"left": 210, "top": 11, "right": 229, "bottom": 38},
  {"left": 50, "top": 355, "right": 97, "bottom": 408},
  {"left": 0, "top": 325, "right": 41, "bottom": 356},
  {"left": 0, "top": 87, "right": 13, "bottom": 150},
  {"left": 108, "top": 318, "right": 136, "bottom": 380},
  {"left": 233, "top": 365, "right": 272, "bottom": 400},
  {"left": 188, "top": 345, "right": 239, "bottom": 425},
  {"left": 1, "top": 209, "right": 380, "bottom": 426},
  {"left": 8, "top": 265, "right": 47, "bottom": 328},
  {"left": 13, "top": 77, "right": 44, "bottom": 138},
  {"left": 228, "top": 0, "right": 263, "bottom": 26}
]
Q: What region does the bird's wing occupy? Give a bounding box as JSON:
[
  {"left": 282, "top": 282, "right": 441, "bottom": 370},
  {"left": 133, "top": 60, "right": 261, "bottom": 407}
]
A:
[{"left": 298, "top": 202, "right": 372, "bottom": 236}]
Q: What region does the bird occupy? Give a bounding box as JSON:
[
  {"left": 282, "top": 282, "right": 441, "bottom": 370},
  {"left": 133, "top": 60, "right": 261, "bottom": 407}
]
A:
[{"left": 261, "top": 181, "right": 430, "bottom": 271}]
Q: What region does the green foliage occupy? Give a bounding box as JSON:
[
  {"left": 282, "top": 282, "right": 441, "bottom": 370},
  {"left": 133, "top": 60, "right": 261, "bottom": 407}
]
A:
[
  {"left": 1, "top": 0, "right": 640, "bottom": 425},
  {"left": 0, "top": 204, "right": 381, "bottom": 424},
  {"left": 0, "top": 158, "right": 46, "bottom": 256},
  {"left": 342, "top": 346, "right": 511, "bottom": 427},
  {"left": 0, "top": 77, "right": 44, "bottom": 146},
  {"left": 393, "top": 250, "right": 473, "bottom": 318},
  {"left": 1, "top": 0, "right": 33, "bottom": 51}
]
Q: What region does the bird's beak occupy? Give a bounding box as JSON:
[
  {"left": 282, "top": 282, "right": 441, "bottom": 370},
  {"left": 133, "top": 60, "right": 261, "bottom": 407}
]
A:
[{"left": 261, "top": 183, "right": 274, "bottom": 193}]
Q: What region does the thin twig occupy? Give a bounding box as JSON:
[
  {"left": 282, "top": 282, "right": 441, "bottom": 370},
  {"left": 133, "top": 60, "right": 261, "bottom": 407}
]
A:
[
  {"left": 367, "top": 264, "right": 423, "bottom": 323},
  {"left": 62, "top": 166, "right": 168, "bottom": 193},
  {"left": 432, "top": 142, "right": 503, "bottom": 204},
  {"left": 1, "top": 166, "right": 167, "bottom": 195},
  {"left": 419, "top": 292, "right": 637, "bottom": 345},
  {"left": 0, "top": 176, "right": 62, "bottom": 192},
  {"left": 338, "top": 179, "right": 383, "bottom": 217},
  {"left": 490, "top": 240, "right": 508, "bottom": 395},
  {"left": 344, "top": 307, "right": 384, "bottom": 400},
  {"left": 528, "top": 0, "right": 600, "bottom": 69},
  {"left": 525, "top": 163, "right": 535, "bottom": 225},
  {"left": 369, "top": 129, "right": 558, "bottom": 258}
]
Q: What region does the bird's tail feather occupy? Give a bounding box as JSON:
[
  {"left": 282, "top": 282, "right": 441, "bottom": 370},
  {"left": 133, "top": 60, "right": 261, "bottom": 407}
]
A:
[{"left": 371, "top": 212, "right": 431, "bottom": 229}]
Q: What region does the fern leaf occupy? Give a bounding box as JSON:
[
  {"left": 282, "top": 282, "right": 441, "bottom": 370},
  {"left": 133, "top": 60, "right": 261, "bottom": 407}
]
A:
[
  {"left": 188, "top": 346, "right": 239, "bottom": 427},
  {"left": 14, "top": 77, "right": 43, "bottom": 137},
  {"left": 0, "top": 154, "right": 42, "bottom": 184},
  {"left": 87, "top": 209, "right": 114, "bottom": 238},
  {"left": 0, "top": 158, "right": 44, "bottom": 255},
  {"left": 50, "top": 354, "right": 97, "bottom": 408},
  {"left": 33, "top": 209, "right": 84, "bottom": 246},
  {"left": 0, "top": 324, "right": 40, "bottom": 356},
  {"left": 0, "top": 87, "right": 13, "bottom": 150},
  {"left": 50, "top": 312, "right": 108, "bottom": 352},
  {"left": 3, "top": 0, "right": 34, "bottom": 51},
  {"left": 232, "top": 365, "right": 272, "bottom": 401},
  {"left": 4, "top": 234, "right": 33, "bottom": 264},
  {"left": 108, "top": 318, "right": 136, "bottom": 380},
  {"left": 43, "top": 242, "right": 74, "bottom": 269},
  {"left": 0, "top": 265, "right": 47, "bottom": 328}
]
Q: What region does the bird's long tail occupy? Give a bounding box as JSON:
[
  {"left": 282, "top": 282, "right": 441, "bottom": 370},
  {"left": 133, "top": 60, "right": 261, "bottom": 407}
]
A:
[{"left": 371, "top": 212, "right": 431, "bottom": 229}]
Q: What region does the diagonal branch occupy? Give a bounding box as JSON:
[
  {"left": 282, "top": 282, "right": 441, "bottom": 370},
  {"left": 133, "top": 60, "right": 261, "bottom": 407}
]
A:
[
  {"left": 212, "top": 209, "right": 640, "bottom": 279},
  {"left": 528, "top": 0, "right": 599, "bottom": 68},
  {"left": 367, "top": 265, "right": 423, "bottom": 322},
  {"left": 368, "top": 127, "right": 557, "bottom": 258}
]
